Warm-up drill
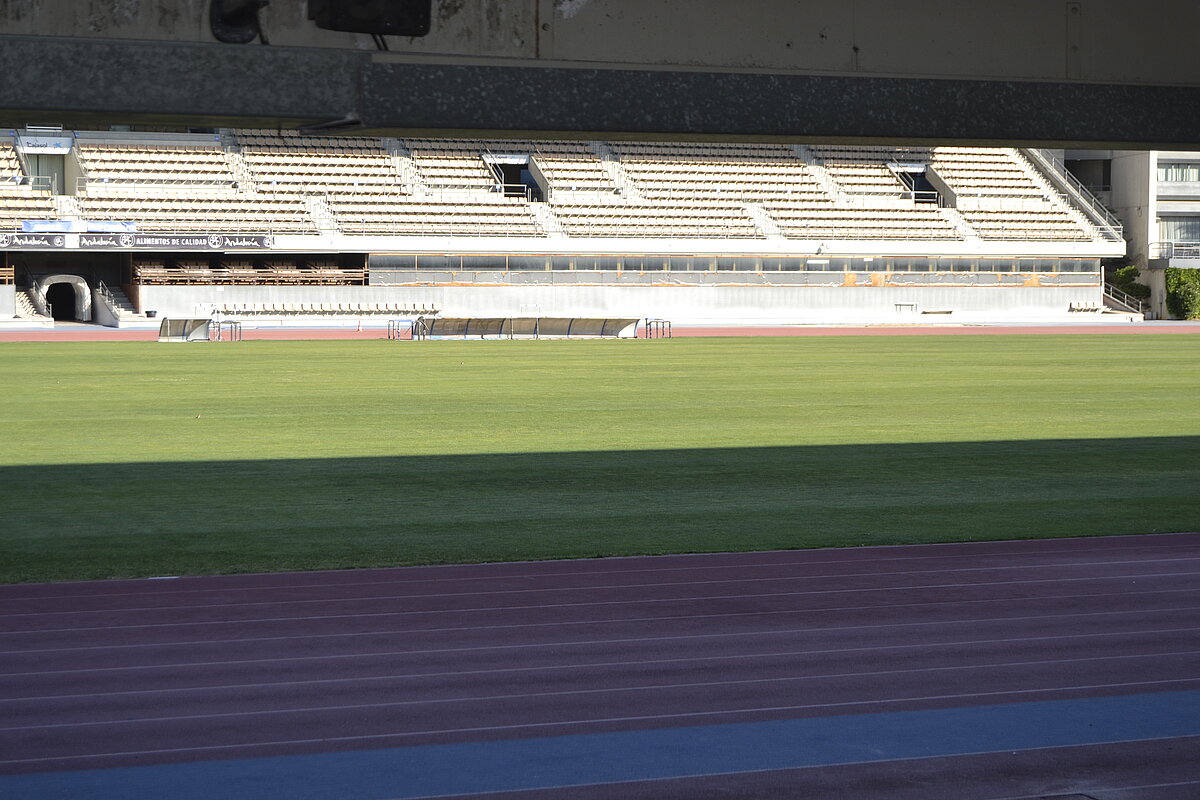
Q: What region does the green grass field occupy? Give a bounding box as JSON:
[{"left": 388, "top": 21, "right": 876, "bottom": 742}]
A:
[{"left": 2, "top": 334, "right": 1198, "bottom": 583}]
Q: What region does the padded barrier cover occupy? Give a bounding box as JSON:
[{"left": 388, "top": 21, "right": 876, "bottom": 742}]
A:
[
  {"left": 420, "top": 318, "right": 639, "bottom": 338},
  {"left": 158, "top": 318, "right": 212, "bottom": 342}
]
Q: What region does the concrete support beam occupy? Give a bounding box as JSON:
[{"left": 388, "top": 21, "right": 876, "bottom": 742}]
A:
[{"left": 3, "top": 34, "right": 1200, "bottom": 148}]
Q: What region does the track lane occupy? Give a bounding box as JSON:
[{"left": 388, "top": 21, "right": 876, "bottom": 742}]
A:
[{"left": 1, "top": 532, "right": 1198, "bottom": 797}]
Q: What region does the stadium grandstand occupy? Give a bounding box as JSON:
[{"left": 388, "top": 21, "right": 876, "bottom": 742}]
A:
[{"left": 0, "top": 126, "right": 1129, "bottom": 328}]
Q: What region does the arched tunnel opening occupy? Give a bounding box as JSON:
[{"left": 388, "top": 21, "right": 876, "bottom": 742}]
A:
[{"left": 45, "top": 282, "right": 79, "bottom": 320}]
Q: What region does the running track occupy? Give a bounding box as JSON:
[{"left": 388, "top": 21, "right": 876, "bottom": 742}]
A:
[
  {"left": 2, "top": 532, "right": 1200, "bottom": 799},
  {"left": 2, "top": 321, "right": 1200, "bottom": 341}
]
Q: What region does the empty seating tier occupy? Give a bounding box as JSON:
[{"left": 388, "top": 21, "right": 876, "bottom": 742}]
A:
[
  {"left": 553, "top": 201, "right": 761, "bottom": 238},
  {"left": 0, "top": 132, "right": 1113, "bottom": 245},
  {"left": 78, "top": 191, "right": 318, "bottom": 234},
  {"left": 133, "top": 257, "right": 366, "bottom": 285},
  {"left": 328, "top": 197, "right": 542, "bottom": 237},
  {"left": 76, "top": 143, "right": 236, "bottom": 188},
  {"left": 235, "top": 130, "right": 399, "bottom": 193}
]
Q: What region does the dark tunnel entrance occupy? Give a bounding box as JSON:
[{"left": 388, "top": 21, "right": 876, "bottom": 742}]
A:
[{"left": 45, "top": 282, "right": 80, "bottom": 320}]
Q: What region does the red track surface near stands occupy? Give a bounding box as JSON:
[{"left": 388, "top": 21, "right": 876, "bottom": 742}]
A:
[
  {"left": 2, "top": 322, "right": 1200, "bottom": 342},
  {"left": 2, "top": 532, "right": 1199, "bottom": 798}
]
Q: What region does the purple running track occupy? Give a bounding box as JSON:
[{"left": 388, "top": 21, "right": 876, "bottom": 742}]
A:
[{"left": 2, "top": 532, "right": 1199, "bottom": 798}]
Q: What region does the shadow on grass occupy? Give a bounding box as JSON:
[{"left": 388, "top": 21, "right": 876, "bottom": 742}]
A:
[{"left": 3, "top": 436, "right": 1199, "bottom": 582}]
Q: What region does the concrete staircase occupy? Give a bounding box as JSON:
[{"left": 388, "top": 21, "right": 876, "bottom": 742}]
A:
[
  {"left": 792, "top": 144, "right": 846, "bottom": 203},
  {"left": 220, "top": 131, "right": 256, "bottom": 189},
  {"left": 745, "top": 204, "right": 785, "bottom": 240},
  {"left": 92, "top": 283, "right": 145, "bottom": 327},
  {"left": 105, "top": 285, "right": 139, "bottom": 318},
  {"left": 940, "top": 206, "right": 982, "bottom": 241},
  {"left": 15, "top": 289, "right": 49, "bottom": 319},
  {"left": 54, "top": 195, "right": 82, "bottom": 220},
  {"left": 1012, "top": 148, "right": 1123, "bottom": 242},
  {"left": 305, "top": 194, "right": 339, "bottom": 233},
  {"left": 590, "top": 141, "right": 642, "bottom": 199},
  {"left": 386, "top": 138, "right": 429, "bottom": 196},
  {"left": 529, "top": 203, "right": 568, "bottom": 237}
]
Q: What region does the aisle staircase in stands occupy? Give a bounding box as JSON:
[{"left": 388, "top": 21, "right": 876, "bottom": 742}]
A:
[{"left": 15, "top": 289, "right": 48, "bottom": 320}]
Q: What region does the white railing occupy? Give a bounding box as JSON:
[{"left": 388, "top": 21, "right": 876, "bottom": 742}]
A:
[
  {"left": 1151, "top": 241, "right": 1200, "bottom": 259},
  {"left": 95, "top": 280, "right": 124, "bottom": 317},
  {"left": 6, "top": 174, "right": 55, "bottom": 192},
  {"left": 1102, "top": 282, "right": 1148, "bottom": 312},
  {"left": 76, "top": 176, "right": 238, "bottom": 192},
  {"left": 49, "top": 219, "right": 316, "bottom": 235},
  {"left": 1020, "top": 148, "right": 1123, "bottom": 241}
]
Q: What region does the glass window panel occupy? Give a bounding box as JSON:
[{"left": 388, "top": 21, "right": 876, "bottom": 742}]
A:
[
  {"left": 377, "top": 254, "right": 416, "bottom": 269},
  {"left": 508, "top": 255, "right": 549, "bottom": 270},
  {"left": 1159, "top": 216, "right": 1200, "bottom": 241},
  {"left": 1158, "top": 162, "right": 1200, "bottom": 182},
  {"left": 417, "top": 254, "right": 455, "bottom": 270},
  {"left": 461, "top": 255, "right": 498, "bottom": 270}
]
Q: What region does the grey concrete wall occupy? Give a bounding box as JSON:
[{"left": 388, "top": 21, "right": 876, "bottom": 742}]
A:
[
  {"left": 4, "top": 4, "right": 1200, "bottom": 146},
  {"left": 2, "top": 1, "right": 1197, "bottom": 88},
  {"left": 372, "top": 270, "right": 1102, "bottom": 287},
  {"left": 137, "top": 282, "right": 1104, "bottom": 324},
  {"left": 0, "top": 285, "right": 14, "bottom": 318},
  {"left": 1111, "top": 151, "right": 1155, "bottom": 268},
  {"left": 91, "top": 289, "right": 121, "bottom": 328}
]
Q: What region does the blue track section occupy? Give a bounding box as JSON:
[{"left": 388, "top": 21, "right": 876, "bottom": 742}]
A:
[{"left": 7, "top": 690, "right": 1200, "bottom": 799}]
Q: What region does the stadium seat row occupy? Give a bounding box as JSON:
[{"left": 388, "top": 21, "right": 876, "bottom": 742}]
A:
[{"left": 219, "top": 302, "right": 439, "bottom": 315}]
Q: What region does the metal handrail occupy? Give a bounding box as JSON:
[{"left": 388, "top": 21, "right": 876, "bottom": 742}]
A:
[
  {"left": 1103, "top": 281, "right": 1148, "bottom": 312},
  {"left": 95, "top": 280, "right": 124, "bottom": 317},
  {"left": 1020, "top": 148, "right": 1123, "bottom": 240},
  {"left": 77, "top": 176, "right": 237, "bottom": 191},
  {"left": 1151, "top": 241, "right": 1200, "bottom": 259},
  {"left": 4, "top": 174, "right": 56, "bottom": 192}
]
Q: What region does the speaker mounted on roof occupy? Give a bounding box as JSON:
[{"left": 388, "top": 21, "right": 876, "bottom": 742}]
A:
[{"left": 308, "top": 0, "right": 432, "bottom": 37}]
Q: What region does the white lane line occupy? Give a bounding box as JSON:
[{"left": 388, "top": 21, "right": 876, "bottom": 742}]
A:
[
  {"left": 3, "top": 650, "right": 1200, "bottom": 731},
  {"left": 4, "top": 572, "right": 1198, "bottom": 636},
  {"left": 5, "top": 536, "right": 1196, "bottom": 604},
  {"left": 2, "top": 601, "right": 1198, "bottom": 669},
  {"left": 2, "top": 593, "right": 1197, "bottom": 679},
  {"left": 3, "top": 678, "right": 1198, "bottom": 767},
  {"left": 400, "top": 740, "right": 1200, "bottom": 800},
  {"left": 3, "top": 631, "right": 1198, "bottom": 706},
  {"left": 5, "top": 555, "right": 1198, "bottom": 620},
  {"left": 5, "top": 586, "right": 1196, "bottom": 657}
]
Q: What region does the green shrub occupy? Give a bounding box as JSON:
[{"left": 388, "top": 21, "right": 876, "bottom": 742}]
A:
[
  {"left": 1110, "top": 264, "right": 1151, "bottom": 300},
  {"left": 1165, "top": 268, "right": 1200, "bottom": 319},
  {"left": 1112, "top": 265, "right": 1141, "bottom": 285}
]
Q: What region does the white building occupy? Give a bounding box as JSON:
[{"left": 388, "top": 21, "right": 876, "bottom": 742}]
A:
[{"left": 1067, "top": 148, "right": 1200, "bottom": 319}]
